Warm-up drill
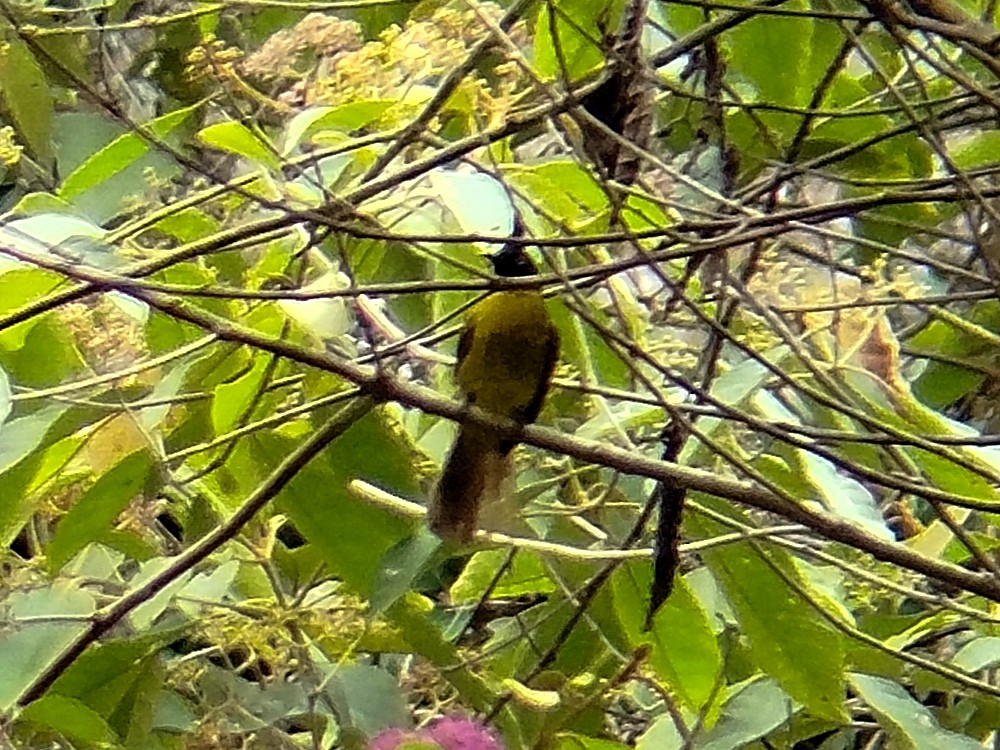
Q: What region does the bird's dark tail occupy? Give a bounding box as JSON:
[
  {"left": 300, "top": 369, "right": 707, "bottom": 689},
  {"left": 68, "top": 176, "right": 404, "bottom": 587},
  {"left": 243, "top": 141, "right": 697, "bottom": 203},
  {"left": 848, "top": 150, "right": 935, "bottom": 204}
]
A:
[{"left": 429, "top": 424, "right": 510, "bottom": 543}]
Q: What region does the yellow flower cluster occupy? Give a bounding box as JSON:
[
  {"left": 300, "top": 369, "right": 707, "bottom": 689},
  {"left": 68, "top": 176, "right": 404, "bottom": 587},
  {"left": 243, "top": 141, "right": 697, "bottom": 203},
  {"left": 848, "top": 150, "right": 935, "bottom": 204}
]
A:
[
  {"left": 184, "top": 35, "right": 243, "bottom": 86},
  {"left": 0, "top": 125, "right": 22, "bottom": 167},
  {"left": 243, "top": 5, "right": 526, "bottom": 129},
  {"left": 60, "top": 295, "right": 150, "bottom": 379}
]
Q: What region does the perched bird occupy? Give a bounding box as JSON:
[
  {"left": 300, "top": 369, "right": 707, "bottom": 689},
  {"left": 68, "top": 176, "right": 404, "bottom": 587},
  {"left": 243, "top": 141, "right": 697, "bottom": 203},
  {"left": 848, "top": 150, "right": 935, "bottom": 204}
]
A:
[{"left": 428, "top": 244, "right": 559, "bottom": 543}]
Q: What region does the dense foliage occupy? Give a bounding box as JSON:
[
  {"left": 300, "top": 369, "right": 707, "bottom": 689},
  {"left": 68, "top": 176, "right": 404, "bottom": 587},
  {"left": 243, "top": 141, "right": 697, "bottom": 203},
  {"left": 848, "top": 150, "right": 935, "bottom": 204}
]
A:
[{"left": 2, "top": 0, "right": 1000, "bottom": 748}]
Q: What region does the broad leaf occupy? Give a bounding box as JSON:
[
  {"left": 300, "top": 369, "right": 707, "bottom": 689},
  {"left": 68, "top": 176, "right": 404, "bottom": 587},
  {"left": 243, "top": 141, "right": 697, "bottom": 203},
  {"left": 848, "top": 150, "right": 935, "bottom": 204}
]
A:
[
  {"left": 851, "top": 673, "right": 984, "bottom": 750},
  {"left": 198, "top": 121, "right": 281, "bottom": 169},
  {"left": 211, "top": 353, "right": 271, "bottom": 435},
  {"left": 272, "top": 411, "right": 415, "bottom": 596},
  {"left": 19, "top": 695, "right": 117, "bottom": 745},
  {"left": 59, "top": 103, "right": 198, "bottom": 199},
  {"left": 0, "top": 37, "right": 53, "bottom": 165},
  {"left": 0, "top": 582, "right": 95, "bottom": 711},
  {"left": 612, "top": 562, "right": 720, "bottom": 711},
  {"left": 690, "top": 501, "right": 847, "bottom": 721},
  {"left": 47, "top": 449, "right": 155, "bottom": 573}
]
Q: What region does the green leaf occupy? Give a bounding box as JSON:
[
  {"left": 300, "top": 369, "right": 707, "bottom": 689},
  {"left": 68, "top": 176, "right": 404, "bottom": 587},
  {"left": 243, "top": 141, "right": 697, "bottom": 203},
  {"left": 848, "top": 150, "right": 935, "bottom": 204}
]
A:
[
  {"left": 47, "top": 450, "right": 155, "bottom": 573},
  {"left": 952, "top": 637, "right": 1000, "bottom": 672},
  {"left": 953, "top": 131, "right": 1000, "bottom": 170},
  {"left": 556, "top": 735, "right": 629, "bottom": 750},
  {"left": 705, "top": 679, "right": 793, "bottom": 748},
  {"left": 52, "top": 111, "right": 182, "bottom": 223},
  {"left": 0, "top": 268, "right": 64, "bottom": 348},
  {"left": 283, "top": 101, "right": 393, "bottom": 152},
  {"left": 272, "top": 410, "right": 416, "bottom": 595},
  {"left": 639, "top": 677, "right": 793, "bottom": 750},
  {"left": 576, "top": 401, "right": 663, "bottom": 442},
  {"left": 912, "top": 361, "right": 982, "bottom": 409},
  {"left": 126, "top": 557, "right": 196, "bottom": 631},
  {"left": 690, "top": 502, "right": 847, "bottom": 721},
  {"left": 534, "top": 0, "right": 623, "bottom": 81},
  {"left": 856, "top": 201, "right": 939, "bottom": 249},
  {"left": 636, "top": 715, "right": 684, "bottom": 750},
  {"left": 186, "top": 663, "right": 310, "bottom": 732},
  {"left": 838, "top": 369, "right": 1000, "bottom": 540},
  {"left": 198, "top": 121, "right": 280, "bottom": 169},
  {"left": 685, "top": 566, "right": 734, "bottom": 632},
  {"left": 109, "top": 653, "right": 162, "bottom": 748},
  {"left": 909, "top": 301, "right": 1000, "bottom": 358},
  {"left": 19, "top": 694, "right": 117, "bottom": 745},
  {"left": 511, "top": 161, "right": 608, "bottom": 224},
  {"left": 0, "top": 36, "right": 53, "bottom": 164},
  {"left": 7, "top": 191, "right": 77, "bottom": 217},
  {"left": 59, "top": 104, "right": 198, "bottom": 199},
  {"left": 0, "top": 252, "right": 61, "bottom": 294},
  {"left": 0, "top": 312, "right": 86, "bottom": 388},
  {"left": 329, "top": 664, "right": 411, "bottom": 736},
  {"left": 612, "top": 563, "right": 720, "bottom": 711},
  {"left": 151, "top": 206, "right": 220, "bottom": 243},
  {"left": 729, "top": 18, "right": 806, "bottom": 106},
  {"left": 0, "top": 365, "right": 10, "bottom": 426},
  {"left": 850, "top": 673, "right": 984, "bottom": 750},
  {"left": 0, "top": 212, "right": 105, "bottom": 255},
  {"left": 0, "top": 405, "right": 70, "bottom": 546},
  {"left": 152, "top": 691, "right": 197, "bottom": 733},
  {"left": 661, "top": 1, "right": 703, "bottom": 36},
  {"left": 354, "top": 1, "right": 412, "bottom": 36},
  {"left": 910, "top": 445, "right": 1000, "bottom": 511},
  {"left": 369, "top": 531, "right": 441, "bottom": 613},
  {"left": 683, "top": 348, "right": 790, "bottom": 464},
  {"left": 548, "top": 299, "right": 630, "bottom": 390},
  {"left": 138, "top": 357, "right": 193, "bottom": 434},
  {"left": 451, "top": 548, "right": 556, "bottom": 603},
  {"left": 175, "top": 560, "right": 240, "bottom": 618},
  {"left": 49, "top": 631, "right": 178, "bottom": 728},
  {"left": 0, "top": 582, "right": 95, "bottom": 711},
  {"left": 211, "top": 354, "right": 270, "bottom": 435},
  {"left": 355, "top": 238, "right": 432, "bottom": 331},
  {"left": 287, "top": 154, "right": 354, "bottom": 205},
  {"left": 713, "top": 347, "right": 790, "bottom": 408},
  {"left": 33, "top": 31, "right": 90, "bottom": 85},
  {"left": 727, "top": 0, "right": 842, "bottom": 119},
  {"left": 518, "top": 564, "right": 629, "bottom": 681},
  {"left": 278, "top": 271, "right": 352, "bottom": 340},
  {"left": 809, "top": 74, "right": 888, "bottom": 135}
]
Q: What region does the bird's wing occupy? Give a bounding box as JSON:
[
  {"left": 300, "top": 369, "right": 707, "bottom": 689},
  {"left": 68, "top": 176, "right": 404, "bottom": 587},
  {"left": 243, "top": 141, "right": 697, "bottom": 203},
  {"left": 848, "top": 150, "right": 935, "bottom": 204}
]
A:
[{"left": 518, "top": 324, "right": 560, "bottom": 424}]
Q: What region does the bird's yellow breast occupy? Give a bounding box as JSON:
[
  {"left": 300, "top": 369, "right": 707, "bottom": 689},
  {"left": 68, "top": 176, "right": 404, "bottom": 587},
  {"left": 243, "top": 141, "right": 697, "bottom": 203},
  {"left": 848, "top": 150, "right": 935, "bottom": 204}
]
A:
[{"left": 456, "top": 290, "right": 555, "bottom": 420}]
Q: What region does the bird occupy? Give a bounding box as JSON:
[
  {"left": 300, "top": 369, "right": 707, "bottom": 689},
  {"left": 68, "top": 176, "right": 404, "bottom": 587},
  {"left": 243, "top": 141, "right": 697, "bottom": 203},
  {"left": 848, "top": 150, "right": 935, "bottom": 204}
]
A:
[{"left": 428, "top": 244, "right": 560, "bottom": 543}]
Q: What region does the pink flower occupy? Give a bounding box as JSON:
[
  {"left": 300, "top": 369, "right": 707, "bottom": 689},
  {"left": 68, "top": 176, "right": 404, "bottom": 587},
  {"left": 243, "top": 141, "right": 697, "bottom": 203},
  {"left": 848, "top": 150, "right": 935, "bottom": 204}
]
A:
[
  {"left": 369, "top": 716, "right": 505, "bottom": 750},
  {"left": 369, "top": 728, "right": 438, "bottom": 750},
  {"left": 369, "top": 729, "right": 410, "bottom": 750},
  {"left": 425, "top": 716, "right": 505, "bottom": 750}
]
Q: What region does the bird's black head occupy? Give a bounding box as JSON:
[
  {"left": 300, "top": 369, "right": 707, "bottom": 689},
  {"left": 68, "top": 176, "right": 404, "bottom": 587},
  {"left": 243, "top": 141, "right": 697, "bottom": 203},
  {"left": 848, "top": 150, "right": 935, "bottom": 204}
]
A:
[{"left": 487, "top": 244, "right": 539, "bottom": 277}]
